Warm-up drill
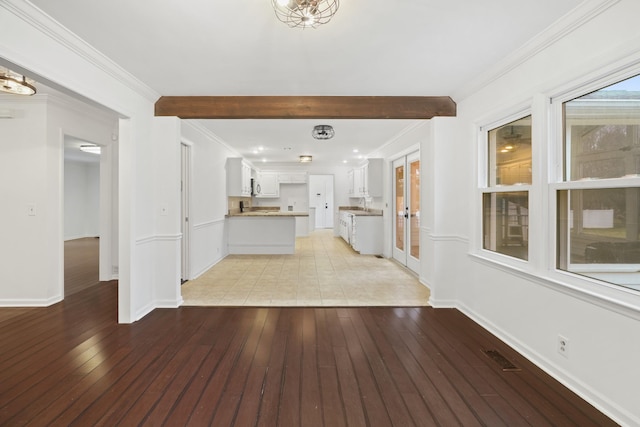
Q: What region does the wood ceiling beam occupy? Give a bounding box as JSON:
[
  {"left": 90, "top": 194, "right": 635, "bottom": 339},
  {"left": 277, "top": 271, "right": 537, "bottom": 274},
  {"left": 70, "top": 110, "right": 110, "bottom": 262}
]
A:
[{"left": 154, "top": 96, "right": 456, "bottom": 119}]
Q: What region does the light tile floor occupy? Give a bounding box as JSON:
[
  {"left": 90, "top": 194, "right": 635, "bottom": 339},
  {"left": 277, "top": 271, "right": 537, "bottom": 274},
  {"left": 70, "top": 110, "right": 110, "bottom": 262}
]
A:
[{"left": 181, "top": 229, "right": 430, "bottom": 307}]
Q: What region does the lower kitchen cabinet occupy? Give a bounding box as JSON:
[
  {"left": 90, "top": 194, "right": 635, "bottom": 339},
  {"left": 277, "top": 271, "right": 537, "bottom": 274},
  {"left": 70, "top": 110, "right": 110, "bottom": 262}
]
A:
[{"left": 351, "top": 215, "right": 383, "bottom": 255}]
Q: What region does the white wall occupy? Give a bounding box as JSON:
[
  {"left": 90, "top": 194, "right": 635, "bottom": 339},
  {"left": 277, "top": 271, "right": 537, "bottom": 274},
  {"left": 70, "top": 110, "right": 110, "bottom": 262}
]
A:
[
  {"left": 0, "top": 90, "right": 117, "bottom": 304},
  {"left": 1, "top": 0, "right": 165, "bottom": 322},
  {"left": 181, "top": 122, "right": 237, "bottom": 280},
  {"left": 430, "top": 1, "right": 640, "bottom": 425},
  {"left": 64, "top": 160, "right": 100, "bottom": 240}
]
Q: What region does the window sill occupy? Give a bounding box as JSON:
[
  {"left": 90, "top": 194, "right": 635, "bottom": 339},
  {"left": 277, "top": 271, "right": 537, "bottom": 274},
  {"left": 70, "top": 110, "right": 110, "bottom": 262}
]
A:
[{"left": 469, "top": 251, "right": 640, "bottom": 320}]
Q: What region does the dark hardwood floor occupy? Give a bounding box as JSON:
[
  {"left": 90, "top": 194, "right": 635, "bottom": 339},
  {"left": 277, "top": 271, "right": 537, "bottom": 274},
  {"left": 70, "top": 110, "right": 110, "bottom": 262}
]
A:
[
  {"left": 0, "top": 282, "right": 616, "bottom": 426},
  {"left": 64, "top": 237, "right": 100, "bottom": 296}
]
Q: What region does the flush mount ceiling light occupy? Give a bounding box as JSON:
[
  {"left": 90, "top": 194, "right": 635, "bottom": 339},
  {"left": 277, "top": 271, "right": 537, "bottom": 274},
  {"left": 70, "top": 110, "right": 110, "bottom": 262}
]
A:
[
  {"left": 312, "top": 124, "right": 334, "bottom": 140},
  {"left": 80, "top": 144, "right": 101, "bottom": 154},
  {"left": 0, "top": 67, "right": 36, "bottom": 96},
  {"left": 299, "top": 155, "right": 313, "bottom": 163},
  {"left": 271, "top": 0, "right": 339, "bottom": 29}
]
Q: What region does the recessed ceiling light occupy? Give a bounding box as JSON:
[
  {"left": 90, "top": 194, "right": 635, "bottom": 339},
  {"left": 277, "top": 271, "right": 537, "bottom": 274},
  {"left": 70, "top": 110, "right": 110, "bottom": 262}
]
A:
[
  {"left": 262, "top": 158, "right": 267, "bottom": 162},
  {"left": 358, "top": 155, "right": 363, "bottom": 159},
  {"left": 299, "top": 155, "right": 312, "bottom": 163},
  {"left": 80, "top": 144, "right": 101, "bottom": 154},
  {"left": 343, "top": 160, "right": 347, "bottom": 164},
  {"left": 353, "top": 149, "right": 359, "bottom": 153},
  {"left": 258, "top": 146, "right": 264, "bottom": 151},
  {"left": 252, "top": 150, "right": 258, "bottom": 154}
]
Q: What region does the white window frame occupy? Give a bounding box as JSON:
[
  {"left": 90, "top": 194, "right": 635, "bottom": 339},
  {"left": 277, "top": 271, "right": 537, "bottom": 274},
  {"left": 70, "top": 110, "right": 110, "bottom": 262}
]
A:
[
  {"left": 544, "top": 66, "right": 640, "bottom": 308},
  {"left": 476, "top": 108, "right": 533, "bottom": 268}
]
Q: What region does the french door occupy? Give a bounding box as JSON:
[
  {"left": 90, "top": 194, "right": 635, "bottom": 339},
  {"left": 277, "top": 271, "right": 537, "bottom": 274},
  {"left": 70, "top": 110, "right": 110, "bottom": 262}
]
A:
[{"left": 392, "top": 152, "right": 420, "bottom": 273}]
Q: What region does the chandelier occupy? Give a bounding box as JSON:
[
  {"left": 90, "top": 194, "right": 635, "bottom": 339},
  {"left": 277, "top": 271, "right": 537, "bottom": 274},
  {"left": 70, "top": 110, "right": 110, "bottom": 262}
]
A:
[
  {"left": 271, "top": 0, "right": 339, "bottom": 29},
  {"left": 0, "top": 67, "right": 36, "bottom": 96},
  {"left": 312, "top": 124, "right": 335, "bottom": 140}
]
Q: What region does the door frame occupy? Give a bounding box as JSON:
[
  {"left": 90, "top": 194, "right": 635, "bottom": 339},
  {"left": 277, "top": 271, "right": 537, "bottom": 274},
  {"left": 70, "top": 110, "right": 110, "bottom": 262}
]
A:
[
  {"left": 309, "top": 174, "right": 335, "bottom": 229},
  {"left": 180, "top": 142, "right": 192, "bottom": 282},
  {"left": 392, "top": 151, "right": 420, "bottom": 273}
]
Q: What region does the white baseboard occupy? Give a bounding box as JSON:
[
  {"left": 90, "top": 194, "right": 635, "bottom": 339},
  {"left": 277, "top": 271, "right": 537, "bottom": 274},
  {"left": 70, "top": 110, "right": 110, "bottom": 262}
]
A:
[
  {"left": 0, "top": 295, "right": 62, "bottom": 307},
  {"left": 456, "top": 301, "right": 637, "bottom": 427}
]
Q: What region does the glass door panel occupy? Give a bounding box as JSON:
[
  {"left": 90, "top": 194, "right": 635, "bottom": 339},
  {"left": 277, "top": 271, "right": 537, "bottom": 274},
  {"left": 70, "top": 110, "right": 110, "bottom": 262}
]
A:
[
  {"left": 409, "top": 159, "right": 420, "bottom": 260},
  {"left": 395, "top": 164, "right": 405, "bottom": 252}
]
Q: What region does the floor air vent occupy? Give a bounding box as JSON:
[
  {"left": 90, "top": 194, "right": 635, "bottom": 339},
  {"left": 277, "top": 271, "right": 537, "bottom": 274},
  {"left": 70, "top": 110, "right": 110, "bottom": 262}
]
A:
[
  {"left": 485, "top": 350, "right": 521, "bottom": 372},
  {"left": 375, "top": 255, "right": 383, "bottom": 259}
]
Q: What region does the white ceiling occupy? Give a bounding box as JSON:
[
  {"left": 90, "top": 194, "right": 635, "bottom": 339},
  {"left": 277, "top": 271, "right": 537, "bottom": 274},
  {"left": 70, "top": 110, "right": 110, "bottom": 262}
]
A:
[{"left": 26, "top": 0, "right": 583, "bottom": 164}]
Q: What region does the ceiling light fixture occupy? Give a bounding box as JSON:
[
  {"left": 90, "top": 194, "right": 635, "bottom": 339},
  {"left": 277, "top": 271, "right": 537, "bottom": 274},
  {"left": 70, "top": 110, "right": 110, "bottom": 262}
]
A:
[
  {"left": 299, "top": 155, "right": 313, "bottom": 163},
  {"left": 272, "top": 0, "right": 339, "bottom": 29},
  {"left": 80, "top": 144, "right": 101, "bottom": 154},
  {"left": 0, "top": 68, "right": 36, "bottom": 96},
  {"left": 312, "top": 124, "right": 335, "bottom": 140}
]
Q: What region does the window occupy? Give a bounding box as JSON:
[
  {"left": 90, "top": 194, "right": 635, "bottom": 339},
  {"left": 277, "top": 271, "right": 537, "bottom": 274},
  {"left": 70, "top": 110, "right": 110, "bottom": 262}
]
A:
[
  {"left": 482, "top": 116, "right": 532, "bottom": 260},
  {"left": 557, "top": 74, "right": 640, "bottom": 292}
]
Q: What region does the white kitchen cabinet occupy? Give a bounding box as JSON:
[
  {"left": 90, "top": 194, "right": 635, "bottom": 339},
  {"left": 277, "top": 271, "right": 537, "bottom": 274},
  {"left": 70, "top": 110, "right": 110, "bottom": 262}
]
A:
[
  {"left": 339, "top": 211, "right": 352, "bottom": 243},
  {"left": 255, "top": 171, "right": 279, "bottom": 198},
  {"left": 278, "top": 172, "right": 307, "bottom": 184},
  {"left": 227, "top": 157, "right": 253, "bottom": 197},
  {"left": 364, "top": 158, "right": 382, "bottom": 197},
  {"left": 348, "top": 158, "right": 383, "bottom": 198},
  {"left": 351, "top": 215, "right": 383, "bottom": 255}
]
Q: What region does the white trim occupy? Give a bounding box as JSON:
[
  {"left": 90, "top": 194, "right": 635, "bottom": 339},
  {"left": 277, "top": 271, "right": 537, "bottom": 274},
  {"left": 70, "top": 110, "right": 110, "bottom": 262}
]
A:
[
  {"left": 1, "top": 0, "right": 160, "bottom": 103},
  {"left": 134, "top": 302, "right": 155, "bottom": 322},
  {"left": 135, "top": 234, "right": 182, "bottom": 245},
  {"left": 0, "top": 295, "right": 62, "bottom": 307},
  {"left": 457, "top": 300, "right": 637, "bottom": 427},
  {"left": 182, "top": 121, "right": 243, "bottom": 158},
  {"left": 374, "top": 122, "right": 426, "bottom": 158},
  {"left": 427, "top": 233, "right": 469, "bottom": 244},
  {"left": 193, "top": 218, "right": 226, "bottom": 231},
  {"left": 469, "top": 253, "right": 640, "bottom": 320},
  {"left": 155, "top": 298, "right": 184, "bottom": 309},
  {"left": 453, "top": 0, "right": 622, "bottom": 101}
]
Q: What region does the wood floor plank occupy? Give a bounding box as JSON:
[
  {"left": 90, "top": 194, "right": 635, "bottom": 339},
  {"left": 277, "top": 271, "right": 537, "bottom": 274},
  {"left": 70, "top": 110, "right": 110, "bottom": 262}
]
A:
[
  {"left": 339, "top": 315, "right": 393, "bottom": 427},
  {"left": 0, "top": 284, "right": 617, "bottom": 427},
  {"left": 255, "top": 311, "right": 289, "bottom": 427},
  {"left": 277, "top": 308, "right": 303, "bottom": 427},
  {"left": 374, "top": 307, "right": 507, "bottom": 426}
]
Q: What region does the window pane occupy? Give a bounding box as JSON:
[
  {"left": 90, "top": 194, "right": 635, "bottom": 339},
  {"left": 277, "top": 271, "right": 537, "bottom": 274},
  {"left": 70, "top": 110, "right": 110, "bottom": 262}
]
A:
[
  {"left": 564, "top": 74, "right": 640, "bottom": 180},
  {"left": 483, "top": 192, "right": 528, "bottom": 260},
  {"left": 557, "top": 188, "right": 640, "bottom": 291},
  {"left": 488, "top": 116, "right": 532, "bottom": 186}
]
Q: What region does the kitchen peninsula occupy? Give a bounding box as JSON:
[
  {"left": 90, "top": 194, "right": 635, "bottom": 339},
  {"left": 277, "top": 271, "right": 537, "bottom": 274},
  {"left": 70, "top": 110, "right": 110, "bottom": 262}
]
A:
[{"left": 227, "top": 207, "right": 309, "bottom": 254}]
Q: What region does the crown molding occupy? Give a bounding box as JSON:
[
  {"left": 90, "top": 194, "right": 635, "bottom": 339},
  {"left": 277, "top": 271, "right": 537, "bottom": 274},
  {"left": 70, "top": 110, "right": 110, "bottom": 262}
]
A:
[
  {"left": 452, "top": 0, "right": 622, "bottom": 102},
  {"left": 182, "top": 120, "right": 242, "bottom": 158},
  {"left": 1, "top": 0, "right": 160, "bottom": 103}
]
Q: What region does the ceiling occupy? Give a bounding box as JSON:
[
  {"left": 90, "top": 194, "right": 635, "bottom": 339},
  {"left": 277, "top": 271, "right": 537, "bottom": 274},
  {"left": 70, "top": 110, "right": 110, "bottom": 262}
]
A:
[{"left": 24, "top": 0, "right": 583, "bottom": 165}]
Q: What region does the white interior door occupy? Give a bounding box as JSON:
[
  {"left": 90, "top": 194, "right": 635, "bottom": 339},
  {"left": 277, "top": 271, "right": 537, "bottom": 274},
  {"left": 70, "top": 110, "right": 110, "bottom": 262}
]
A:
[
  {"left": 309, "top": 175, "right": 334, "bottom": 229},
  {"left": 180, "top": 143, "right": 191, "bottom": 282},
  {"left": 393, "top": 151, "right": 420, "bottom": 273}
]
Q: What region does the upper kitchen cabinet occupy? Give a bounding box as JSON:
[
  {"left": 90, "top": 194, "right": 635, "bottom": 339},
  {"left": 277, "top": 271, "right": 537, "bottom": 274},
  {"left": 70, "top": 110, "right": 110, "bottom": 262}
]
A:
[
  {"left": 255, "top": 171, "right": 279, "bottom": 198},
  {"left": 349, "top": 158, "right": 383, "bottom": 198},
  {"left": 278, "top": 172, "right": 307, "bottom": 184},
  {"left": 227, "top": 157, "right": 253, "bottom": 197}
]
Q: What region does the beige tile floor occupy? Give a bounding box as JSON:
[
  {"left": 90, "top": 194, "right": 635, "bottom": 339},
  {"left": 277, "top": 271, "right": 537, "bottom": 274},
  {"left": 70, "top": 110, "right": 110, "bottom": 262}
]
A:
[{"left": 181, "top": 229, "right": 430, "bottom": 307}]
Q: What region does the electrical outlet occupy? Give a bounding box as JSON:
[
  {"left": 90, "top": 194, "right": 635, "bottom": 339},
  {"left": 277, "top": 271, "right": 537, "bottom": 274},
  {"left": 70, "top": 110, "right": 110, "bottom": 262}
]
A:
[{"left": 558, "top": 335, "right": 569, "bottom": 358}]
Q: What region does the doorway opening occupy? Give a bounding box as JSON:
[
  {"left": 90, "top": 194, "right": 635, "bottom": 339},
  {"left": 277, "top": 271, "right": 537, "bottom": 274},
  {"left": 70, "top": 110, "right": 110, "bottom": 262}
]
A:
[
  {"left": 181, "top": 142, "right": 192, "bottom": 283},
  {"left": 63, "top": 137, "right": 102, "bottom": 296},
  {"left": 309, "top": 175, "right": 334, "bottom": 229},
  {"left": 392, "top": 151, "right": 420, "bottom": 273}
]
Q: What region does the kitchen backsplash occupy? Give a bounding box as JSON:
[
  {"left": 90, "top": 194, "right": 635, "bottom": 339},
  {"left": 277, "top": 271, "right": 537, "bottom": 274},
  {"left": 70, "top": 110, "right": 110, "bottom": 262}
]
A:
[{"left": 253, "top": 184, "right": 309, "bottom": 212}]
